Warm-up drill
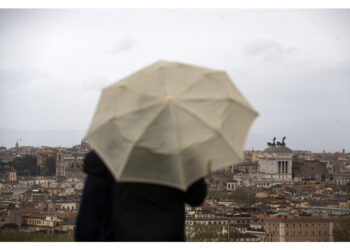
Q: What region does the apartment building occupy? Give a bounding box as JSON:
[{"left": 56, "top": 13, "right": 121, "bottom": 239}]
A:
[{"left": 264, "top": 215, "right": 344, "bottom": 242}]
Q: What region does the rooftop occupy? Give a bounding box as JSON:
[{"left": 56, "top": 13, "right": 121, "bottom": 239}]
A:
[{"left": 264, "top": 146, "right": 293, "bottom": 153}]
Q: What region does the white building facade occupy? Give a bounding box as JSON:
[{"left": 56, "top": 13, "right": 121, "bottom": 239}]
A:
[{"left": 253, "top": 145, "right": 293, "bottom": 187}]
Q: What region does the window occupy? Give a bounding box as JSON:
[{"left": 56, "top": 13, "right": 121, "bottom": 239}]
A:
[
  {"left": 325, "top": 231, "right": 328, "bottom": 236},
  {"left": 312, "top": 224, "right": 315, "bottom": 228},
  {"left": 293, "top": 231, "right": 296, "bottom": 236},
  {"left": 286, "top": 232, "right": 289, "bottom": 236},
  {"left": 300, "top": 224, "right": 302, "bottom": 228},
  {"left": 306, "top": 224, "right": 309, "bottom": 228},
  {"left": 319, "top": 231, "right": 322, "bottom": 236},
  {"left": 318, "top": 224, "right": 321, "bottom": 227},
  {"left": 305, "top": 231, "right": 309, "bottom": 236},
  {"left": 278, "top": 162, "right": 281, "bottom": 174},
  {"left": 293, "top": 224, "right": 296, "bottom": 228},
  {"left": 286, "top": 224, "right": 289, "bottom": 228},
  {"left": 299, "top": 231, "right": 302, "bottom": 236},
  {"left": 312, "top": 231, "right": 315, "bottom": 236}
]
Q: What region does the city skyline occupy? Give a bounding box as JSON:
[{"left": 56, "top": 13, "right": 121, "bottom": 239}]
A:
[
  {"left": 0, "top": 9, "right": 350, "bottom": 152},
  {"left": 0, "top": 128, "right": 348, "bottom": 154},
  {"left": 1, "top": 128, "right": 350, "bottom": 242}
]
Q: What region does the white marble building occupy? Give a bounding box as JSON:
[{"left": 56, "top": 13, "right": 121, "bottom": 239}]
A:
[
  {"left": 232, "top": 144, "right": 294, "bottom": 188},
  {"left": 257, "top": 145, "right": 293, "bottom": 181}
]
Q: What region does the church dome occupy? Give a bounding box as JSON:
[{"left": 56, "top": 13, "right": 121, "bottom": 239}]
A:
[
  {"left": 264, "top": 145, "right": 292, "bottom": 153},
  {"left": 66, "top": 158, "right": 83, "bottom": 170}
]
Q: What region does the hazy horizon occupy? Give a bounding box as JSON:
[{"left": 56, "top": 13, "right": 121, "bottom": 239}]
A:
[{"left": 1, "top": 127, "right": 348, "bottom": 153}]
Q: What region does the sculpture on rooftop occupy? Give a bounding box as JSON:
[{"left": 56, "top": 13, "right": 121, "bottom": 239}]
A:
[
  {"left": 267, "top": 136, "right": 286, "bottom": 147},
  {"left": 267, "top": 137, "right": 276, "bottom": 146},
  {"left": 281, "top": 136, "right": 286, "bottom": 146}
]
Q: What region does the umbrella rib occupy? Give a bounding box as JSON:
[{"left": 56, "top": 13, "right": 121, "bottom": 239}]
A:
[
  {"left": 85, "top": 101, "right": 165, "bottom": 140},
  {"left": 117, "top": 103, "right": 167, "bottom": 179},
  {"left": 205, "top": 73, "right": 259, "bottom": 115},
  {"left": 178, "top": 97, "right": 259, "bottom": 116},
  {"left": 176, "top": 70, "right": 258, "bottom": 116},
  {"left": 174, "top": 70, "right": 216, "bottom": 98},
  {"left": 162, "top": 66, "right": 186, "bottom": 188},
  {"left": 170, "top": 104, "right": 185, "bottom": 188},
  {"left": 118, "top": 84, "right": 165, "bottom": 100},
  {"left": 173, "top": 101, "right": 242, "bottom": 162}
]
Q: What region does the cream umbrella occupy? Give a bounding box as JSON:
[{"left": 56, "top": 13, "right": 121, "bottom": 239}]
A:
[{"left": 84, "top": 61, "right": 258, "bottom": 191}]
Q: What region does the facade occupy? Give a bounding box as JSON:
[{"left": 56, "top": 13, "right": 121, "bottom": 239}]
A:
[
  {"left": 61, "top": 152, "right": 85, "bottom": 182},
  {"left": 21, "top": 214, "right": 63, "bottom": 232},
  {"left": 230, "top": 162, "right": 258, "bottom": 174},
  {"left": 292, "top": 157, "right": 328, "bottom": 181},
  {"left": 62, "top": 216, "right": 76, "bottom": 231},
  {"left": 65, "top": 158, "right": 85, "bottom": 181},
  {"left": 0, "top": 166, "right": 17, "bottom": 182},
  {"left": 37, "top": 149, "right": 57, "bottom": 176},
  {"left": 229, "top": 214, "right": 254, "bottom": 233},
  {"left": 8, "top": 169, "right": 17, "bottom": 181},
  {"left": 0, "top": 154, "right": 14, "bottom": 163},
  {"left": 264, "top": 215, "right": 344, "bottom": 242},
  {"left": 56, "top": 152, "right": 85, "bottom": 178},
  {"left": 55, "top": 151, "right": 65, "bottom": 177},
  {"left": 185, "top": 218, "right": 228, "bottom": 227},
  {"left": 254, "top": 145, "right": 293, "bottom": 187},
  {"left": 333, "top": 174, "right": 350, "bottom": 186},
  {"left": 0, "top": 208, "right": 21, "bottom": 228},
  {"left": 226, "top": 181, "right": 238, "bottom": 191}
]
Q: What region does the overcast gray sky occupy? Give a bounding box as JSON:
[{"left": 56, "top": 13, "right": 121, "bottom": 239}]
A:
[{"left": 0, "top": 9, "right": 349, "bottom": 152}]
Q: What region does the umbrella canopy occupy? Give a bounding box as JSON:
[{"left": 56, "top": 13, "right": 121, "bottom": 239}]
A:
[{"left": 84, "top": 61, "right": 258, "bottom": 191}]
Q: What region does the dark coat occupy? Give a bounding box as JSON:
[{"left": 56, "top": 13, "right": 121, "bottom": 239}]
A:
[{"left": 75, "top": 150, "right": 207, "bottom": 242}]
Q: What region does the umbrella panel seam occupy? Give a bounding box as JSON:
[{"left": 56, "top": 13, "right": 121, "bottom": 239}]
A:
[
  {"left": 117, "top": 103, "right": 168, "bottom": 179},
  {"left": 172, "top": 101, "right": 242, "bottom": 163},
  {"left": 177, "top": 97, "right": 258, "bottom": 116},
  {"left": 85, "top": 101, "right": 165, "bottom": 140},
  {"left": 162, "top": 66, "right": 186, "bottom": 188}
]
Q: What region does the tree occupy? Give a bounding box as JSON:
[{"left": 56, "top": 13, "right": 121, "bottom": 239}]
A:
[
  {"left": 0, "top": 223, "right": 19, "bottom": 231},
  {"left": 228, "top": 228, "right": 241, "bottom": 241},
  {"left": 12, "top": 156, "right": 38, "bottom": 176},
  {"left": 187, "top": 224, "right": 228, "bottom": 241},
  {"left": 207, "top": 189, "right": 256, "bottom": 204},
  {"left": 7, "top": 203, "right": 16, "bottom": 209},
  {"left": 334, "top": 218, "right": 350, "bottom": 241},
  {"left": 46, "top": 157, "right": 56, "bottom": 176}
]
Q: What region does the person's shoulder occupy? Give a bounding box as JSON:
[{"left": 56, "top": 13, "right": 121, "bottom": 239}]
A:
[{"left": 83, "top": 150, "right": 109, "bottom": 176}]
